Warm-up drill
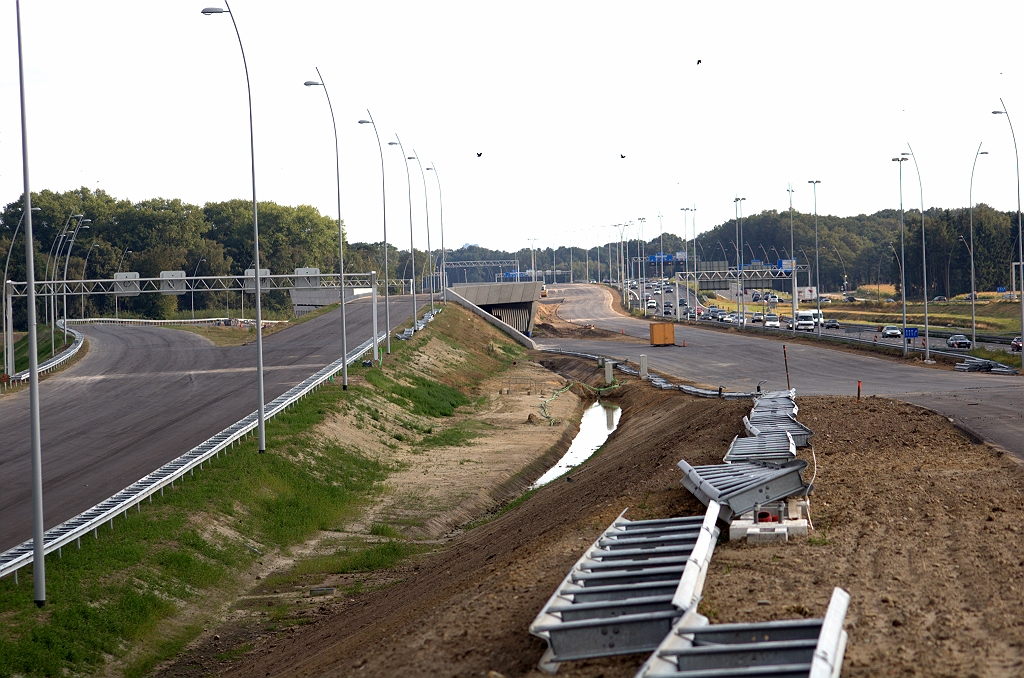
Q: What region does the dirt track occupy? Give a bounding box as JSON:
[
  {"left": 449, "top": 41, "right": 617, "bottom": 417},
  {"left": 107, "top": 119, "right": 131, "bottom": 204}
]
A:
[{"left": 160, "top": 355, "right": 1024, "bottom": 678}]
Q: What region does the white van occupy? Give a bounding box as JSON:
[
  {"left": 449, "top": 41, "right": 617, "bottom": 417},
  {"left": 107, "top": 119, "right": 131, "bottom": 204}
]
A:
[{"left": 795, "top": 311, "right": 816, "bottom": 332}]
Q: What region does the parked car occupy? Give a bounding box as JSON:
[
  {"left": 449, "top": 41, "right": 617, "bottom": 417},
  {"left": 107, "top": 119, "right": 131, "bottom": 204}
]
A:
[
  {"left": 881, "top": 325, "right": 902, "bottom": 338},
  {"left": 765, "top": 314, "right": 781, "bottom": 328},
  {"left": 824, "top": 319, "right": 840, "bottom": 329},
  {"left": 1011, "top": 336, "right": 1022, "bottom": 352},
  {"left": 946, "top": 334, "right": 972, "bottom": 349}
]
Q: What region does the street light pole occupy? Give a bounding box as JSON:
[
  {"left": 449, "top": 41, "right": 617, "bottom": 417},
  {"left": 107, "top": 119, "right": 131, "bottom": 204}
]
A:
[
  {"left": 304, "top": 69, "right": 349, "bottom": 389},
  {"left": 3, "top": 206, "right": 39, "bottom": 373},
  {"left": 15, "top": 0, "right": 48, "bottom": 608},
  {"left": 893, "top": 156, "right": 909, "bottom": 356},
  {"left": 202, "top": 2, "right": 267, "bottom": 453},
  {"left": 992, "top": 99, "right": 1024, "bottom": 383},
  {"left": 904, "top": 146, "right": 930, "bottom": 361},
  {"left": 409, "top": 150, "right": 434, "bottom": 314},
  {"left": 969, "top": 143, "right": 988, "bottom": 346},
  {"left": 358, "top": 112, "right": 391, "bottom": 354},
  {"left": 80, "top": 243, "right": 97, "bottom": 319},
  {"left": 191, "top": 258, "right": 206, "bottom": 320},
  {"left": 734, "top": 197, "right": 746, "bottom": 330},
  {"left": 808, "top": 181, "right": 822, "bottom": 340},
  {"left": 115, "top": 248, "right": 132, "bottom": 320},
  {"left": 426, "top": 164, "right": 445, "bottom": 304},
  {"left": 388, "top": 136, "right": 417, "bottom": 331},
  {"left": 61, "top": 219, "right": 90, "bottom": 345}
]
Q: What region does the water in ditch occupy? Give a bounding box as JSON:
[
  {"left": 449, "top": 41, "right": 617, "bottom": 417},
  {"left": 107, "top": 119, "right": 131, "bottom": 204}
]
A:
[{"left": 530, "top": 400, "right": 622, "bottom": 489}]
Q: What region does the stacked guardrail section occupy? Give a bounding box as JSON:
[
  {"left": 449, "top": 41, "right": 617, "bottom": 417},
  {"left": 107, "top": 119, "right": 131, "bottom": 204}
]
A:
[
  {"left": 679, "top": 389, "right": 813, "bottom": 525},
  {"left": 531, "top": 384, "right": 848, "bottom": 675},
  {"left": 637, "top": 587, "right": 850, "bottom": 678},
  {"left": 530, "top": 502, "right": 720, "bottom": 673}
]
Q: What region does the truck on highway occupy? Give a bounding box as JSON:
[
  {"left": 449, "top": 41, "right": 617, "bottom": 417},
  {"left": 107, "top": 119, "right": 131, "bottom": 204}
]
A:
[{"left": 795, "top": 311, "right": 816, "bottom": 331}]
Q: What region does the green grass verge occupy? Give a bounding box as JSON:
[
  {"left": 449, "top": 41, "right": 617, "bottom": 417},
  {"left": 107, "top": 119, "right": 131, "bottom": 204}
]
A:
[
  {"left": 0, "top": 379, "right": 391, "bottom": 677},
  {"left": 0, "top": 324, "right": 72, "bottom": 375},
  {"left": 0, "top": 303, "right": 523, "bottom": 676}
]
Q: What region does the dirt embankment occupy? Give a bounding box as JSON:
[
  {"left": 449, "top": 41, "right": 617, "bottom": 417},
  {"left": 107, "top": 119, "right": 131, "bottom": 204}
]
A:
[
  {"left": 532, "top": 299, "right": 646, "bottom": 344},
  {"left": 163, "top": 354, "right": 1024, "bottom": 678}
]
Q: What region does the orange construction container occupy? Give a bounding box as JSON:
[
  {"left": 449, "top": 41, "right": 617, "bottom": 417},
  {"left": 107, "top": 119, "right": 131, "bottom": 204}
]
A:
[{"left": 650, "top": 322, "right": 675, "bottom": 346}]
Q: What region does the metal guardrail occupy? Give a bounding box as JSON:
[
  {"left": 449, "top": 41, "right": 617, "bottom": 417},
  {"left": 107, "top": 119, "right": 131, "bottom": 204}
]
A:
[
  {"left": 724, "top": 431, "right": 797, "bottom": 464},
  {"left": 0, "top": 331, "right": 387, "bottom": 581},
  {"left": 541, "top": 349, "right": 757, "bottom": 400},
  {"left": 955, "top": 355, "right": 1019, "bottom": 375},
  {"left": 7, "top": 321, "right": 86, "bottom": 384},
  {"left": 65, "top": 317, "right": 247, "bottom": 326},
  {"left": 531, "top": 502, "right": 721, "bottom": 673},
  {"left": 637, "top": 587, "right": 850, "bottom": 678},
  {"left": 677, "top": 459, "right": 811, "bottom": 524},
  {"left": 744, "top": 414, "right": 814, "bottom": 447}
]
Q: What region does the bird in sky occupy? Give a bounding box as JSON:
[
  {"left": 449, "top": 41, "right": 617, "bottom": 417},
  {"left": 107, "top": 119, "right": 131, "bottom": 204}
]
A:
[
  {"left": 477, "top": 152, "right": 483, "bottom": 157},
  {"left": 620, "top": 154, "right": 626, "bottom": 159},
  {"left": 697, "top": 59, "right": 701, "bottom": 65}
]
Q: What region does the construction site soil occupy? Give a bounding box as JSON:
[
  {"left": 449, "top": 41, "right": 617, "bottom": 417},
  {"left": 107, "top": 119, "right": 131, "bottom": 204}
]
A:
[{"left": 159, "top": 355, "right": 1024, "bottom": 678}]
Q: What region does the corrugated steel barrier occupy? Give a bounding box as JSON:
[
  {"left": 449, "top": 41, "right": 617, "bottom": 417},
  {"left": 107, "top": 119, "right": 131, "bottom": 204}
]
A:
[
  {"left": 677, "top": 459, "right": 811, "bottom": 524},
  {"left": 637, "top": 587, "right": 850, "bottom": 678},
  {"left": 530, "top": 502, "right": 721, "bottom": 672}
]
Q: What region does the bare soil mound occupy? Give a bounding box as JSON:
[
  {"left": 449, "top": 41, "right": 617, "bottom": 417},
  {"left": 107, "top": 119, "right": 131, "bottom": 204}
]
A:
[{"left": 161, "top": 357, "right": 1024, "bottom": 678}]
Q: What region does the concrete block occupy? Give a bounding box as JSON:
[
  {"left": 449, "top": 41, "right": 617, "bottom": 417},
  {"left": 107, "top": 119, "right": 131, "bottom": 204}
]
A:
[{"left": 746, "top": 526, "right": 789, "bottom": 544}]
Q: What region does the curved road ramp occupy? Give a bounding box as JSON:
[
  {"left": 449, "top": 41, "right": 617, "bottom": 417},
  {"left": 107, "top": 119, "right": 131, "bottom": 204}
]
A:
[
  {"left": 636, "top": 587, "right": 850, "bottom": 678},
  {"left": 530, "top": 502, "right": 721, "bottom": 673}
]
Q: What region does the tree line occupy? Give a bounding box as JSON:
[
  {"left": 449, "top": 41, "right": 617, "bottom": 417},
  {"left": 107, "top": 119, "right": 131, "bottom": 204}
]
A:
[{"left": 4, "top": 188, "right": 1020, "bottom": 328}]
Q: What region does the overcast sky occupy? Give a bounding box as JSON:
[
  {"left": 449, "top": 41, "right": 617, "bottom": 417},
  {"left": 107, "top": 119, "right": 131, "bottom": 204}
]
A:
[{"left": 1, "top": 1, "right": 1021, "bottom": 257}]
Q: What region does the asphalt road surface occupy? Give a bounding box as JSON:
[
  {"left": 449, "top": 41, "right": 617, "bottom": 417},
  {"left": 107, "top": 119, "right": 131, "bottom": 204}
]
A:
[
  {"left": 613, "top": 283, "right": 1013, "bottom": 352},
  {"left": 0, "top": 296, "right": 418, "bottom": 553},
  {"left": 542, "top": 284, "right": 1024, "bottom": 457}
]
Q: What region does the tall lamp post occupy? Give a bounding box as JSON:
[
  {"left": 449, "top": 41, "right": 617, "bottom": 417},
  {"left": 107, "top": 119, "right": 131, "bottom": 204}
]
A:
[
  {"left": 734, "top": 197, "right": 746, "bottom": 330},
  {"left": 304, "top": 69, "right": 349, "bottom": 389},
  {"left": 993, "top": 99, "right": 1024, "bottom": 378},
  {"left": 191, "top": 257, "right": 206, "bottom": 320},
  {"left": 115, "top": 248, "right": 132, "bottom": 320},
  {"left": 80, "top": 242, "right": 98, "bottom": 319},
  {"left": 388, "top": 136, "right": 417, "bottom": 330},
  {"left": 969, "top": 143, "right": 988, "bottom": 345},
  {"left": 61, "top": 218, "right": 90, "bottom": 345},
  {"left": 358, "top": 112, "right": 391, "bottom": 354},
  {"left": 408, "top": 150, "right": 434, "bottom": 314},
  {"left": 808, "top": 181, "right": 822, "bottom": 340},
  {"left": 904, "top": 146, "right": 930, "bottom": 361},
  {"left": 893, "top": 156, "right": 909, "bottom": 355},
  {"left": 3, "top": 206, "right": 39, "bottom": 373},
  {"left": 202, "top": 3, "right": 268, "bottom": 451},
  {"left": 15, "top": 0, "right": 46, "bottom": 607},
  {"left": 426, "top": 163, "right": 445, "bottom": 304}
]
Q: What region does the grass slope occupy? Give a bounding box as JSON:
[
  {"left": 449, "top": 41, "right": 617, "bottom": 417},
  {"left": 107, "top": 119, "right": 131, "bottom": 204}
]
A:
[{"left": 0, "top": 303, "right": 524, "bottom": 678}]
